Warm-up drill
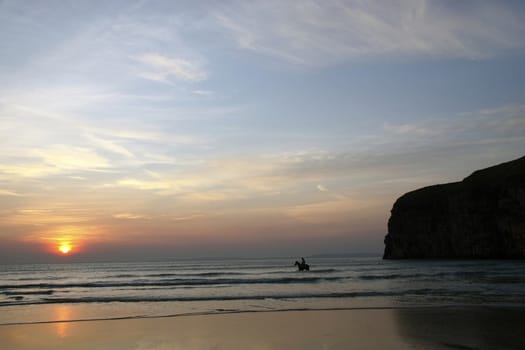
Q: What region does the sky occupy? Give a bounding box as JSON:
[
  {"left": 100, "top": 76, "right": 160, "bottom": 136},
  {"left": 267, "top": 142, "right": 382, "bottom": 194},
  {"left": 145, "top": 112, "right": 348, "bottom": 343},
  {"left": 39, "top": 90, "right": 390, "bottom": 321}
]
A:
[{"left": 1, "top": 0, "right": 524, "bottom": 263}]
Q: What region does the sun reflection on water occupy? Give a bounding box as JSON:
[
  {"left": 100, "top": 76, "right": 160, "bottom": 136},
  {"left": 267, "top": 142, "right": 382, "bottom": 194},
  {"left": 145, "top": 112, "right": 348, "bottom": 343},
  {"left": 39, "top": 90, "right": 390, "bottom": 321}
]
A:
[{"left": 54, "top": 305, "right": 72, "bottom": 338}]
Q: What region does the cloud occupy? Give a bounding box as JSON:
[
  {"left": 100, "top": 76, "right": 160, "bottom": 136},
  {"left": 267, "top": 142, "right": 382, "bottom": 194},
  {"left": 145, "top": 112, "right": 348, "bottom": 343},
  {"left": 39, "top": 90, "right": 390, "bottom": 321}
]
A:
[
  {"left": 253, "top": 104, "right": 525, "bottom": 190},
  {"left": 113, "top": 213, "right": 147, "bottom": 220},
  {"left": 383, "top": 123, "right": 433, "bottom": 137},
  {"left": 0, "top": 164, "right": 58, "bottom": 178},
  {"left": 380, "top": 104, "right": 525, "bottom": 144},
  {"left": 0, "top": 189, "right": 21, "bottom": 196},
  {"left": 107, "top": 101, "right": 524, "bottom": 202},
  {"left": 116, "top": 178, "right": 173, "bottom": 191},
  {"left": 34, "top": 145, "right": 110, "bottom": 171},
  {"left": 0, "top": 144, "right": 112, "bottom": 178},
  {"left": 171, "top": 213, "right": 205, "bottom": 222},
  {"left": 284, "top": 196, "right": 355, "bottom": 224},
  {"left": 191, "top": 89, "right": 214, "bottom": 95},
  {"left": 5, "top": 208, "right": 93, "bottom": 226},
  {"left": 135, "top": 52, "right": 208, "bottom": 82},
  {"left": 215, "top": 0, "right": 525, "bottom": 65},
  {"left": 86, "top": 134, "right": 135, "bottom": 158}
]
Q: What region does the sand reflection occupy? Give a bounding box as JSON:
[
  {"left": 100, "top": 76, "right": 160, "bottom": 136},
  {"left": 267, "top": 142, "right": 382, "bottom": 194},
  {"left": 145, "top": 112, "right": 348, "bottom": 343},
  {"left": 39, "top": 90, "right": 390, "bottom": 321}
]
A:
[
  {"left": 53, "top": 305, "right": 73, "bottom": 338},
  {"left": 0, "top": 309, "right": 409, "bottom": 349}
]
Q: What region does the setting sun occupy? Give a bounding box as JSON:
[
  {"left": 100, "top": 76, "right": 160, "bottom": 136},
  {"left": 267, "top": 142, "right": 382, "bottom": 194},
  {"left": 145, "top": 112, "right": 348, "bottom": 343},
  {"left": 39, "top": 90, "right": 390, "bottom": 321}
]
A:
[{"left": 58, "top": 244, "right": 72, "bottom": 255}]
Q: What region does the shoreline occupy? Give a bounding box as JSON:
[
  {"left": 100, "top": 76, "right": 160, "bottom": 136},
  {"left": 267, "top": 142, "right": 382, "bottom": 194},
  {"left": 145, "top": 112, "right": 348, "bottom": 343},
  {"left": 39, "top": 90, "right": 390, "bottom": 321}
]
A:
[
  {"left": 1, "top": 306, "right": 525, "bottom": 349},
  {"left": 2, "top": 303, "right": 525, "bottom": 327}
]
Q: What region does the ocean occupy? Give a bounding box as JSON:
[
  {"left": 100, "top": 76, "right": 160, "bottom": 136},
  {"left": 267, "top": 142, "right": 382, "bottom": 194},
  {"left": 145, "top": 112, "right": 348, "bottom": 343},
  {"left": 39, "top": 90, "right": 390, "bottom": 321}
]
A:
[{"left": 1, "top": 257, "right": 525, "bottom": 325}]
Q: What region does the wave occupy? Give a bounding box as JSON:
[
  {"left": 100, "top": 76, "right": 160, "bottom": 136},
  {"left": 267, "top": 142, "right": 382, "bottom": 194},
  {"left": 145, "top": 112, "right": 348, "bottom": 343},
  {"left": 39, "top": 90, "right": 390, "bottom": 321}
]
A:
[
  {"left": 2, "top": 287, "right": 502, "bottom": 307},
  {"left": 108, "top": 271, "right": 249, "bottom": 279},
  {"left": 109, "top": 269, "right": 339, "bottom": 279},
  {"left": 0, "top": 276, "right": 344, "bottom": 290},
  {"left": 356, "top": 270, "right": 503, "bottom": 281},
  {"left": 7, "top": 277, "right": 69, "bottom": 281},
  {"left": 309, "top": 268, "right": 339, "bottom": 273},
  {"left": 357, "top": 273, "right": 435, "bottom": 280},
  {"left": 0, "top": 290, "right": 399, "bottom": 307},
  {"left": 3, "top": 290, "right": 54, "bottom": 295},
  {"left": 3, "top": 259, "right": 524, "bottom": 314}
]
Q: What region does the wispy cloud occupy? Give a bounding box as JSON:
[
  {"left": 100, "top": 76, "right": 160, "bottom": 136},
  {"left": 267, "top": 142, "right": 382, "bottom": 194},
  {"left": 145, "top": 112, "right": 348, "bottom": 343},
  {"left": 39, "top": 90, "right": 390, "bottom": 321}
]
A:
[
  {"left": 0, "top": 0, "right": 523, "bottom": 257},
  {"left": 116, "top": 178, "right": 173, "bottom": 191},
  {"left": 0, "top": 164, "right": 58, "bottom": 178},
  {"left": 191, "top": 89, "right": 214, "bottom": 96},
  {"left": 0, "top": 189, "right": 21, "bottom": 197},
  {"left": 216, "top": 0, "right": 525, "bottom": 65},
  {"left": 383, "top": 123, "right": 433, "bottom": 137},
  {"left": 99, "top": 103, "right": 524, "bottom": 205},
  {"left": 171, "top": 213, "right": 205, "bottom": 222},
  {"left": 0, "top": 145, "right": 112, "bottom": 178},
  {"left": 5, "top": 208, "right": 94, "bottom": 226},
  {"left": 113, "top": 213, "right": 148, "bottom": 220},
  {"left": 34, "top": 145, "right": 110, "bottom": 171},
  {"left": 284, "top": 195, "right": 359, "bottom": 225},
  {"left": 86, "top": 134, "right": 136, "bottom": 159},
  {"left": 380, "top": 104, "right": 525, "bottom": 144},
  {"left": 135, "top": 52, "right": 208, "bottom": 82}
]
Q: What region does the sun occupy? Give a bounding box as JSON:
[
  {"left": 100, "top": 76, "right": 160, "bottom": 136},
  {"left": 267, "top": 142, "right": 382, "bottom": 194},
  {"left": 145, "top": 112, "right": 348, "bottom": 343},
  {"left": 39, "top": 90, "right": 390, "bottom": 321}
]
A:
[{"left": 58, "top": 244, "right": 72, "bottom": 255}]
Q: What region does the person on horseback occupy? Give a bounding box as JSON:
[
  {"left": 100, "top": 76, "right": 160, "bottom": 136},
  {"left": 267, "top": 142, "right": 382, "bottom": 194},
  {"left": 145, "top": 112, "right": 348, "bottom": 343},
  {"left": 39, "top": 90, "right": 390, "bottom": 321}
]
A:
[{"left": 294, "top": 257, "right": 310, "bottom": 271}]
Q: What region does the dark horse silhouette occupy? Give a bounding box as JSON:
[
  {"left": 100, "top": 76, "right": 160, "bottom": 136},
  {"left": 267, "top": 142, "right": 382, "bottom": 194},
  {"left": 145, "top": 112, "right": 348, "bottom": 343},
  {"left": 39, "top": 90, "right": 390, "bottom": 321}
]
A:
[{"left": 294, "top": 260, "right": 310, "bottom": 271}]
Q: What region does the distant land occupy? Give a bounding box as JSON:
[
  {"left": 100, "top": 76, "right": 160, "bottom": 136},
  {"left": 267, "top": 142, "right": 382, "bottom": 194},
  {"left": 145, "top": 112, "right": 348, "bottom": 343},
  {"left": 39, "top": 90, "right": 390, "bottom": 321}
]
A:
[
  {"left": 384, "top": 155, "right": 525, "bottom": 259},
  {"left": 309, "top": 252, "right": 380, "bottom": 259}
]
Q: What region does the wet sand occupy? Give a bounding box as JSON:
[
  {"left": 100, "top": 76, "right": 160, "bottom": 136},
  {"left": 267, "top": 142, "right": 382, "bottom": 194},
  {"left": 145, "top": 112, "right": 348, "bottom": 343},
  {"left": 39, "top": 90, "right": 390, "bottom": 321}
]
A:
[{"left": 1, "top": 307, "right": 524, "bottom": 349}]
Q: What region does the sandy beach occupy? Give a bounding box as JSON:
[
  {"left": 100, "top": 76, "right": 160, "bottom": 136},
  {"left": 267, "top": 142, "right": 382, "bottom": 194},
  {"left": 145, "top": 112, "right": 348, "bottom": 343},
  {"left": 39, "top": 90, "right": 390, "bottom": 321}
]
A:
[{"left": 1, "top": 307, "right": 524, "bottom": 350}]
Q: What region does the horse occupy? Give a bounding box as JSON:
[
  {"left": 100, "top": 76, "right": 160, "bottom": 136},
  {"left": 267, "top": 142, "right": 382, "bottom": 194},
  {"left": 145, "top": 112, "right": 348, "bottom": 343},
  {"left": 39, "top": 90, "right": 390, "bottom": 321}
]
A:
[{"left": 294, "top": 260, "right": 310, "bottom": 271}]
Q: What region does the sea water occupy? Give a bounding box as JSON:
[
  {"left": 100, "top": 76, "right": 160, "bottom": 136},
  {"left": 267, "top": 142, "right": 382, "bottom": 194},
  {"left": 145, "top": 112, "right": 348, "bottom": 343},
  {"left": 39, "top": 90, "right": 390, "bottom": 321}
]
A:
[{"left": 1, "top": 257, "right": 525, "bottom": 324}]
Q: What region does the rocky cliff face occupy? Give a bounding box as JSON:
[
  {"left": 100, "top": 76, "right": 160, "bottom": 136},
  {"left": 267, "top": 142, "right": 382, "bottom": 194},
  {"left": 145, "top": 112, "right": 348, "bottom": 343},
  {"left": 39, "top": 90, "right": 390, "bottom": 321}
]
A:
[{"left": 383, "top": 156, "right": 525, "bottom": 259}]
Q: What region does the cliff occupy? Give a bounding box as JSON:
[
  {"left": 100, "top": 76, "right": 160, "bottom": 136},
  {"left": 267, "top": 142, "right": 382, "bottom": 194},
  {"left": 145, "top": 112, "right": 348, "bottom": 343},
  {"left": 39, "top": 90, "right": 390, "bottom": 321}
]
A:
[{"left": 383, "top": 156, "right": 525, "bottom": 259}]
